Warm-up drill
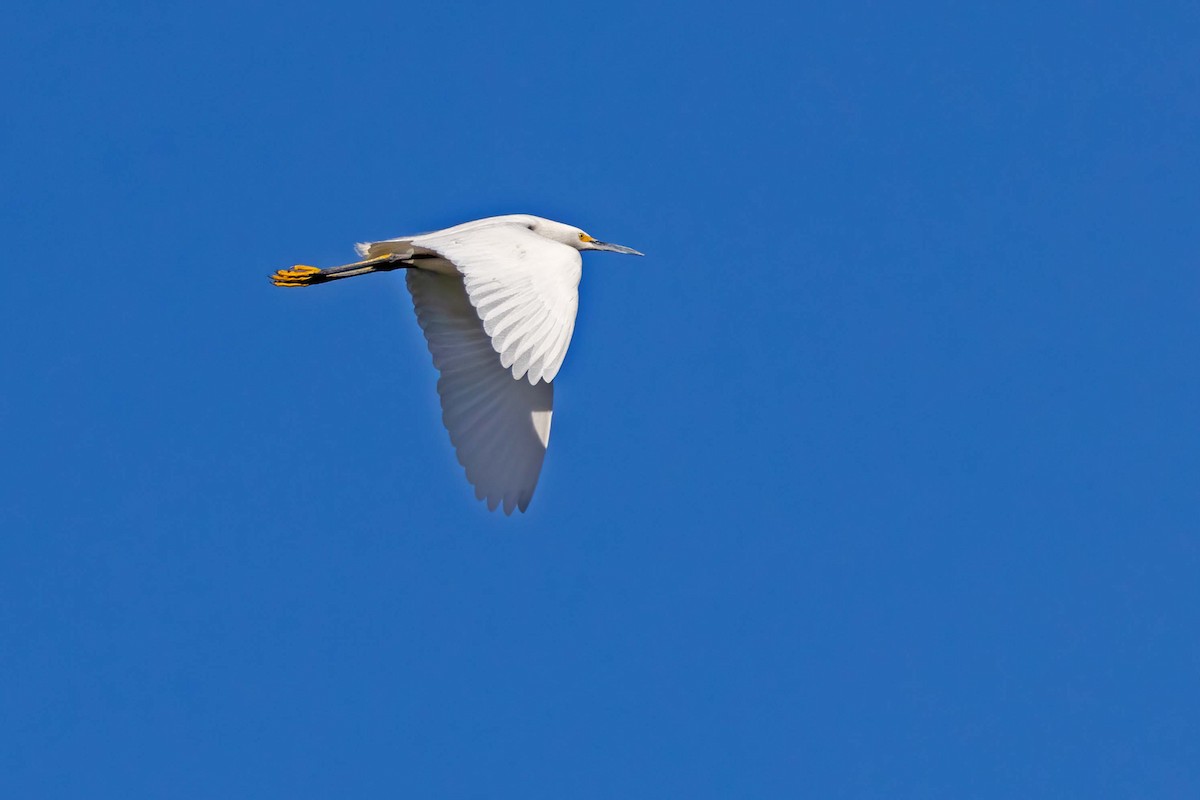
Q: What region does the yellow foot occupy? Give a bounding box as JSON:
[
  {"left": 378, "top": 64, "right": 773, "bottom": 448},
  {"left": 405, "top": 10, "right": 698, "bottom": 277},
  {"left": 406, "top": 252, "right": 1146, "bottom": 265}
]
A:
[{"left": 271, "top": 264, "right": 323, "bottom": 287}]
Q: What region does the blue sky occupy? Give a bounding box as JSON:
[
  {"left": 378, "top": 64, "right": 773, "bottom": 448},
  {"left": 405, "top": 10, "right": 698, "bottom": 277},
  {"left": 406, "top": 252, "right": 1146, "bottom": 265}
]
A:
[{"left": 2, "top": 1, "right": 1197, "bottom": 796}]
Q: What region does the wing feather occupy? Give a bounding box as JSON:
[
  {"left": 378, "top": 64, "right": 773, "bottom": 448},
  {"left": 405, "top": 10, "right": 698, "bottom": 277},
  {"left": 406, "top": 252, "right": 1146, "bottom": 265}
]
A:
[
  {"left": 525, "top": 311, "right": 561, "bottom": 364},
  {"left": 408, "top": 223, "right": 581, "bottom": 384},
  {"left": 406, "top": 270, "right": 552, "bottom": 514}
]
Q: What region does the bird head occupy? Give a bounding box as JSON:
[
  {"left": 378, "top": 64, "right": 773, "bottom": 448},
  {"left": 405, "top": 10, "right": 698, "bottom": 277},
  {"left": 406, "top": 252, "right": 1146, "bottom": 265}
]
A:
[
  {"left": 528, "top": 217, "right": 643, "bottom": 256},
  {"left": 576, "top": 231, "right": 644, "bottom": 255}
]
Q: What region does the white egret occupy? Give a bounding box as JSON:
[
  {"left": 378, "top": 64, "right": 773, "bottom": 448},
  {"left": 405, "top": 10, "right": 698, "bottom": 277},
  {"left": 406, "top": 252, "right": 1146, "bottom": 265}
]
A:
[{"left": 271, "top": 214, "right": 643, "bottom": 514}]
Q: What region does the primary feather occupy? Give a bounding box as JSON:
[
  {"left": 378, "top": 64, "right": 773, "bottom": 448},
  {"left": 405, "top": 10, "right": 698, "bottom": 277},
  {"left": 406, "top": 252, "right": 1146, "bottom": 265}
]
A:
[{"left": 407, "top": 269, "right": 552, "bottom": 514}]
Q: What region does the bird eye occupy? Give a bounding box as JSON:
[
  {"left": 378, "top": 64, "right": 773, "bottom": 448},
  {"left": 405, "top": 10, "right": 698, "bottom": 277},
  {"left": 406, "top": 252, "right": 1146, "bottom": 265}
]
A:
[{"left": 579, "top": 233, "right": 595, "bottom": 243}]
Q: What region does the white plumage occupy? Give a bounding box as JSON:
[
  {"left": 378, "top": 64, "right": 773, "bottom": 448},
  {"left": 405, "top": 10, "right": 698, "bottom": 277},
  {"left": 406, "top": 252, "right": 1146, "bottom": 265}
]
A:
[{"left": 272, "top": 214, "right": 642, "bottom": 514}]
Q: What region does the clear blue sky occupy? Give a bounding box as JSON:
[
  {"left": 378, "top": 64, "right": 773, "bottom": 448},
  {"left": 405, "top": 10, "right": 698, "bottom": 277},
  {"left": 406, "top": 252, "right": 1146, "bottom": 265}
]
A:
[{"left": 2, "top": 1, "right": 1197, "bottom": 796}]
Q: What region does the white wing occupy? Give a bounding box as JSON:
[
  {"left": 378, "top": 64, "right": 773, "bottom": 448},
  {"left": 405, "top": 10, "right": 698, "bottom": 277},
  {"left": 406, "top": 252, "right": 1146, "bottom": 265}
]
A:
[
  {"left": 408, "top": 222, "right": 582, "bottom": 385},
  {"left": 406, "top": 269, "right": 553, "bottom": 514}
]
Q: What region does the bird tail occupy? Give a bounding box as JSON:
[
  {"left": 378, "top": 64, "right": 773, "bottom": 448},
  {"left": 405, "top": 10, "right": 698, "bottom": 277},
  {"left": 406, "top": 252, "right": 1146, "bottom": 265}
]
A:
[{"left": 355, "top": 239, "right": 430, "bottom": 260}]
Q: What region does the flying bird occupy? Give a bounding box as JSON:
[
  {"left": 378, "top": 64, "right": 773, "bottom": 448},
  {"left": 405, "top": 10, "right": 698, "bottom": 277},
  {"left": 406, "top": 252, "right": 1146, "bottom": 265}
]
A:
[{"left": 271, "top": 214, "right": 643, "bottom": 514}]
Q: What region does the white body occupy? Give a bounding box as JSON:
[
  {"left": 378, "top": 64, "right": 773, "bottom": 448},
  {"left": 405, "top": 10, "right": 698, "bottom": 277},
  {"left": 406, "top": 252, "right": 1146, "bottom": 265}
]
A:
[{"left": 358, "top": 215, "right": 597, "bottom": 514}]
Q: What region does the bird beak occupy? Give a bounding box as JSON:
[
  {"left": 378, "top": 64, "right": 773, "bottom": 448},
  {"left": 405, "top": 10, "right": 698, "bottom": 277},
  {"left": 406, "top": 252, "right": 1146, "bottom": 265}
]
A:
[{"left": 590, "top": 241, "right": 644, "bottom": 256}]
